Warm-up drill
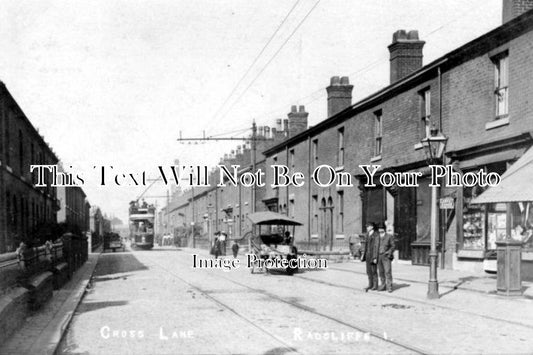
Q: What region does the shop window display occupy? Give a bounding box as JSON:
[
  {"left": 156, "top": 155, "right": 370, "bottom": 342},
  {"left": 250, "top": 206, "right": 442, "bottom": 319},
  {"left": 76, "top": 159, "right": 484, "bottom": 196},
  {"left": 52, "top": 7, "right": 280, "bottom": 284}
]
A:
[
  {"left": 487, "top": 203, "right": 507, "bottom": 250},
  {"left": 467, "top": 199, "right": 533, "bottom": 251},
  {"left": 509, "top": 202, "right": 533, "bottom": 250},
  {"left": 463, "top": 186, "right": 486, "bottom": 250}
]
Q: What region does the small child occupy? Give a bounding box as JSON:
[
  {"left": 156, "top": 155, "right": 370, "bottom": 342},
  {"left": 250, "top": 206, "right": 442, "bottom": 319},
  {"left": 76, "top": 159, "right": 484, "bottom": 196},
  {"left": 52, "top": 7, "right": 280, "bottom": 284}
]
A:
[{"left": 231, "top": 241, "right": 239, "bottom": 258}]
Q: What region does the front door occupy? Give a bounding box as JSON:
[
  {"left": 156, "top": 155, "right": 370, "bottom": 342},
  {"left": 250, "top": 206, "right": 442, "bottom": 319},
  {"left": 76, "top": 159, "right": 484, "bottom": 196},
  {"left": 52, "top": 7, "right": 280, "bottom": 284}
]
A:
[
  {"left": 363, "top": 186, "right": 385, "bottom": 229},
  {"left": 394, "top": 187, "right": 417, "bottom": 260}
]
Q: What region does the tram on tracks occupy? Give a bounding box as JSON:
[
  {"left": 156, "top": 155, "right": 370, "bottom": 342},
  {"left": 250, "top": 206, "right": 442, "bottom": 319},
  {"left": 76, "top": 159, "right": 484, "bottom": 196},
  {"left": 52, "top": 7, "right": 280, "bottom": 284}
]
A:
[{"left": 129, "top": 200, "right": 155, "bottom": 249}]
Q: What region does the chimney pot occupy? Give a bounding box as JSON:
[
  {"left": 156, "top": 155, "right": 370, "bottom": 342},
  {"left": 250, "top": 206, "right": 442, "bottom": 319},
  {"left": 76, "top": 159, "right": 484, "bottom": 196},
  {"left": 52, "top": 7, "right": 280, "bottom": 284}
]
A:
[
  {"left": 389, "top": 29, "right": 425, "bottom": 84},
  {"left": 407, "top": 30, "right": 419, "bottom": 40},
  {"left": 392, "top": 29, "right": 407, "bottom": 43},
  {"left": 502, "top": 0, "right": 533, "bottom": 23},
  {"left": 291, "top": 105, "right": 297, "bottom": 113},
  {"left": 326, "top": 75, "right": 353, "bottom": 117},
  {"left": 330, "top": 76, "right": 341, "bottom": 85},
  {"left": 287, "top": 105, "right": 308, "bottom": 138}
]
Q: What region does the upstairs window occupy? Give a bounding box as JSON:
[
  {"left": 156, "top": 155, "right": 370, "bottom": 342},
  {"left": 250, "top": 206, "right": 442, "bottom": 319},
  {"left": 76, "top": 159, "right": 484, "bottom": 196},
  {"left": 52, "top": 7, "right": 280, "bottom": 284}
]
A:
[
  {"left": 290, "top": 149, "right": 295, "bottom": 170},
  {"left": 494, "top": 53, "right": 509, "bottom": 118},
  {"left": 312, "top": 139, "right": 318, "bottom": 170},
  {"left": 18, "top": 130, "right": 23, "bottom": 175},
  {"left": 420, "top": 88, "right": 432, "bottom": 139},
  {"left": 337, "top": 191, "right": 344, "bottom": 233},
  {"left": 374, "top": 111, "right": 382, "bottom": 157},
  {"left": 337, "top": 127, "right": 345, "bottom": 167}
]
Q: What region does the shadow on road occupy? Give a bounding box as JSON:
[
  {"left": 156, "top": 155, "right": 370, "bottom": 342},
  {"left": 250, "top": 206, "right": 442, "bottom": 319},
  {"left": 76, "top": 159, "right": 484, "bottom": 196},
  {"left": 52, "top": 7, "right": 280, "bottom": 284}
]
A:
[
  {"left": 94, "top": 274, "right": 133, "bottom": 283},
  {"left": 263, "top": 347, "right": 298, "bottom": 355},
  {"left": 392, "top": 283, "right": 410, "bottom": 291},
  {"left": 94, "top": 253, "right": 148, "bottom": 278},
  {"left": 76, "top": 300, "right": 129, "bottom": 314}
]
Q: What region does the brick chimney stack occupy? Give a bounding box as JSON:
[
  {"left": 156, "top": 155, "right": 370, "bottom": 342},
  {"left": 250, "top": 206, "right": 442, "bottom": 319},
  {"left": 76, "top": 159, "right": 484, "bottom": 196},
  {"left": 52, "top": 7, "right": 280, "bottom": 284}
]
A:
[
  {"left": 388, "top": 30, "right": 425, "bottom": 84},
  {"left": 503, "top": 0, "right": 533, "bottom": 23},
  {"left": 287, "top": 105, "right": 308, "bottom": 138},
  {"left": 326, "top": 76, "right": 353, "bottom": 118}
]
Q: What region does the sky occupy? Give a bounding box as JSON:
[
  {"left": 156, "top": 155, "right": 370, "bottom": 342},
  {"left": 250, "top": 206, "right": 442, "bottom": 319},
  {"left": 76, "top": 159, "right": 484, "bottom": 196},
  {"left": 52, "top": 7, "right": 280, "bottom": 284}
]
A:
[{"left": 0, "top": 0, "right": 502, "bottom": 222}]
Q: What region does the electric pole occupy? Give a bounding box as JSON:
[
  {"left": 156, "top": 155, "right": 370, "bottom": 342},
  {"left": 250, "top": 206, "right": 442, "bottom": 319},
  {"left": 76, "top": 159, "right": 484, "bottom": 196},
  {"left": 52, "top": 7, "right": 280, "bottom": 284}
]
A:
[
  {"left": 176, "top": 122, "right": 271, "bottom": 216},
  {"left": 251, "top": 120, "right": 257, "bottom": 213}
]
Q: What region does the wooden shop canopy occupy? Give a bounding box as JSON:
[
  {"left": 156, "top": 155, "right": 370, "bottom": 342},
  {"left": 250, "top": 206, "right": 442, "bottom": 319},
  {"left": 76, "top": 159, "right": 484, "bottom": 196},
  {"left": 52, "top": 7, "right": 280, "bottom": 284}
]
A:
[{"left": 471, "top": 146, "right": 533, "bottom": 204}]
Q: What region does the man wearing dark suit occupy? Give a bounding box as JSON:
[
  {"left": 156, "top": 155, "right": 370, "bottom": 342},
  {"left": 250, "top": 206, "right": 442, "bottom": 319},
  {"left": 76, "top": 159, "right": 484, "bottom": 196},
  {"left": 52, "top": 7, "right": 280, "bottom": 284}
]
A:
[
  {"left": 361, "top": 222, "right": 379, "bottom": 292},
  {"left": 376, "top": 222, "right": 395, "bottom": 292}
]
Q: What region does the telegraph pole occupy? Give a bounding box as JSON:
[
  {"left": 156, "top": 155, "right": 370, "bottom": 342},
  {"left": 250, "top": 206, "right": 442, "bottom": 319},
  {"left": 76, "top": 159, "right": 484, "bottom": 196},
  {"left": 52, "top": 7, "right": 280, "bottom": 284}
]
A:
[
  {"left": 166, "top": 189, "right": 170, "bottom": 235},
  {"left": 191, "top": 186, "right": 195, "bottom": 248},
  {"left": 176, "top": 122, "right": 270, "bottom": 216},
  {"left": 251, "top": 120, "right": 257, "bottom": 213}
]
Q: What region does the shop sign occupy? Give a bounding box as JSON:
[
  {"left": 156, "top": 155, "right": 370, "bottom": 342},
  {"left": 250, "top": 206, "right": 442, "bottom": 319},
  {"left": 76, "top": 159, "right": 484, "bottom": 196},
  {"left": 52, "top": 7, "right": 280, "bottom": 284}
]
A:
[{"left": 439, "top": 196, "right": 454, "bottom": 209}]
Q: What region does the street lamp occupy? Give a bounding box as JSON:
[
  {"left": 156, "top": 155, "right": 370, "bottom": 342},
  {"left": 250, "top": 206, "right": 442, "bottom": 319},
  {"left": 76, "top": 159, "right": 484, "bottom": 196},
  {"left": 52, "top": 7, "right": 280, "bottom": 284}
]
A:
[
  {"left": 421, "top": 130, "right": 448, "bottom": 299},
  {"left": 203, "top": 213, "right": 210, "bottom": 246},
  {"left": 191, "top": 221, "right": 196, "bottom": 248}
]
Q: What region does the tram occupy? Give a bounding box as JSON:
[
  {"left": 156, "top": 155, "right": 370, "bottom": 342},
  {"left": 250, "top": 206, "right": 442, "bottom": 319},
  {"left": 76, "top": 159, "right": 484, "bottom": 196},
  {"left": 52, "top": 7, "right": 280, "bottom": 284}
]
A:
[{"left": 129, "top": 200, "right": 155, "bottom": 249}]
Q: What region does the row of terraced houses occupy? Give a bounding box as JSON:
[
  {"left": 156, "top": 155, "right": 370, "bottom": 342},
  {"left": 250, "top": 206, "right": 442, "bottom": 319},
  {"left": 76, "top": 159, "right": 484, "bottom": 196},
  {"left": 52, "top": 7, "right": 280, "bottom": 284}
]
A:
[
  {"left": 160, "top": 1, "right": 533, "bottom": 278},
  {"left": 0, "top": 83, "right": 110, "bottom": 254}
]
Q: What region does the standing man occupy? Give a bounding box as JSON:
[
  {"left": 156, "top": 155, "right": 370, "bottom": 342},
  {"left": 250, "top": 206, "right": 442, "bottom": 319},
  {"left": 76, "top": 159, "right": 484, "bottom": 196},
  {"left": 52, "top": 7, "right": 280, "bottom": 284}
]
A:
[
  {"left": 362, "top": 222, "right": 379, "bottom": 292},
  {"left": 377, "top": 222, "right": 395, "bottom": 293},
  {"left": 219, "top": 231, "right": 227, "bottom": 256}
]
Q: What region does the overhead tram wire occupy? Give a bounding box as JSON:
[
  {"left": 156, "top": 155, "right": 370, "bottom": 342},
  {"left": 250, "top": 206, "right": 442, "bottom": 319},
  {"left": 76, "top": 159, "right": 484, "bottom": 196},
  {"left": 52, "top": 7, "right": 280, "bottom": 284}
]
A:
[
  {"left": 240, "top": 1, "right": 488, "bottom": 124},
  {"left": 214, "top": 0, "right": 322, "bottom": 126},
  {"left": 206, "top": 0, "right": 302, "bottom": 129}
]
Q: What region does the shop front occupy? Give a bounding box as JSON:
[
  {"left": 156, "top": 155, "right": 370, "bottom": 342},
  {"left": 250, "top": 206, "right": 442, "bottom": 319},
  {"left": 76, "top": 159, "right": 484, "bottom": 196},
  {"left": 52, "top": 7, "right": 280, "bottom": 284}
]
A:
[
  {"left": 446, "top": 134, "right": 532, "bottom": 272},
  {"left": 470, "top": 146, "right": 533, "bottom": 281}
]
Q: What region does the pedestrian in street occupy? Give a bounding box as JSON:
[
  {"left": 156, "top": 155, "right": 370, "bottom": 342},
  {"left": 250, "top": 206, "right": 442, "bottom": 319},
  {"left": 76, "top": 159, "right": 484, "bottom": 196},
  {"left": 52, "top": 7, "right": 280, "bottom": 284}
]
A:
[
  {"left": 361, "top": 222, "right": 379, "bottom": 292},
  {"left": 376, "top": 222, "right": 395, "bottom": 293},
  {"left": 232, "top": 240, "right": 239, "bottom": 258},
  {"left": 213, "top": 236, "right": 221, "bottom": 259},
  {"left": 219, "top": 231, "right": 227, "bottom": 256}
]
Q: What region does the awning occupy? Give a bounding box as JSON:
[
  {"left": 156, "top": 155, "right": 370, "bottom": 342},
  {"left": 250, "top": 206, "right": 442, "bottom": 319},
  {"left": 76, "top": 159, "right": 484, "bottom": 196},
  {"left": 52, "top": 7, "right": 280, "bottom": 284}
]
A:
[
  {"left": 471, "top": 146, "right": 533, "bottom": 204},
  {"left": 455, "top": 147, "right": 526, "bottom": 169},
  {"left": 247, "top": 211, "right": 303, "bottom": 226}
]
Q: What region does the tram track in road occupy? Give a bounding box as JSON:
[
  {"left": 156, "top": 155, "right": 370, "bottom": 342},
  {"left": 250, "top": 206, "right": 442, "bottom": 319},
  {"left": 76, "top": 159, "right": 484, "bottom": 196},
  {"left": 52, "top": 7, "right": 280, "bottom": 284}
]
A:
[
  {"left": 312, "top": 266, "right": 533, "bottom": 331},
  {"left": 141, "top": 253, "right": 302, "bottom": 355},
  {"left": 143, "top": 251, "right": 427, "bottom": 355}
]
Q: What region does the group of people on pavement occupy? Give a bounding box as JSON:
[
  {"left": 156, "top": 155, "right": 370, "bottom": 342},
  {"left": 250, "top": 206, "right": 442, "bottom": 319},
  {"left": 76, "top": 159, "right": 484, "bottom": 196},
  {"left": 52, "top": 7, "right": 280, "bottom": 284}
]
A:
[
  {"left": 362, "top": 222, "right": 395, "bottom": 293},
  {"left": 212, "top": 231, "right": 241, "bottom": 259}
]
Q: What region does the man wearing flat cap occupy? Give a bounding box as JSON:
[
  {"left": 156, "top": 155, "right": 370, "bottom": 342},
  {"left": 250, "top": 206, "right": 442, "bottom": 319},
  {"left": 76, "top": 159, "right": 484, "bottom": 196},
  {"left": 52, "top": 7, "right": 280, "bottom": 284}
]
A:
[{"left": 376, "top": 222, "right": 395, "bottom": 292}]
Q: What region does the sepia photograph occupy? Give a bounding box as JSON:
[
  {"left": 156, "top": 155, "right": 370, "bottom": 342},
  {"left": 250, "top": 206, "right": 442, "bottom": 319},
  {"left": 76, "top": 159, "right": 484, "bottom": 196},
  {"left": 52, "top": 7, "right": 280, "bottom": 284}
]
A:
[{"left": 0, "top": 0, "right": 533, "bottom": 354}]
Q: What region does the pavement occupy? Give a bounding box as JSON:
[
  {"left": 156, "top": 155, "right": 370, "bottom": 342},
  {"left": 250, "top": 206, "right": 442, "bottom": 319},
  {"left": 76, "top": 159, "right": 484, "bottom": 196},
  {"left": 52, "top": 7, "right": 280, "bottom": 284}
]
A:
[
  {"left": 2, "top": 245, "right": 533, "bottom": 354},
  {"left": 0, "top": 252, "right": 100, "bottom": 355},
  {"left": 331, "top": 258, "right": 533, "bottom": 298}
]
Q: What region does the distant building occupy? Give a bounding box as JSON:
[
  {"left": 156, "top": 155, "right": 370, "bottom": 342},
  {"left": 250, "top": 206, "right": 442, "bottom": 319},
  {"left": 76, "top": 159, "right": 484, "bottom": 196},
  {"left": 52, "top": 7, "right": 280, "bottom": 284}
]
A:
[{"left": 57, "top": 164, "right": 90, "bottom": 235}]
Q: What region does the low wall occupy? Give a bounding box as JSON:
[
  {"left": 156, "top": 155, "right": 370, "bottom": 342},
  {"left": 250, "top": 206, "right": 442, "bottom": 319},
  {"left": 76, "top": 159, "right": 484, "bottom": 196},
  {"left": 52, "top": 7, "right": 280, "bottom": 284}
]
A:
[
  {"left": 0, "top": 233, "right": 88, "bottom": 344},
  {"left": 0, "top": 287, "right": 30, "bottom": 345}
]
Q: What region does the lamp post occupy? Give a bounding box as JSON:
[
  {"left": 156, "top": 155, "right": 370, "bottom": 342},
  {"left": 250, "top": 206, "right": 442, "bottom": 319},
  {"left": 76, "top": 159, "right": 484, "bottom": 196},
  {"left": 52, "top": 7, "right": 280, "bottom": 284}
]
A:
[
  {"left": 421, "top": 131, "right": 448, "bottom": 299},
  {"left": 191, "top": 221, "right": 196, "bottom": 248},
  {"left": 203, "top": 212, "right": 210, "bottom": 246}
]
